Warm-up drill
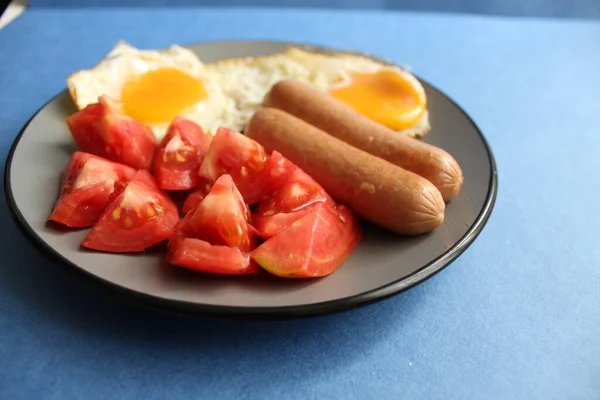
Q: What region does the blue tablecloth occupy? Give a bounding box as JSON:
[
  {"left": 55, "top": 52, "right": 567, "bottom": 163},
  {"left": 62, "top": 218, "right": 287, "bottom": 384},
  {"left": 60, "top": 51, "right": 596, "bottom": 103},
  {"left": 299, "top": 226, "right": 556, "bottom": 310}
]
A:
[{"left": 1, "top": 8, "right": 599, "bottom": 400}]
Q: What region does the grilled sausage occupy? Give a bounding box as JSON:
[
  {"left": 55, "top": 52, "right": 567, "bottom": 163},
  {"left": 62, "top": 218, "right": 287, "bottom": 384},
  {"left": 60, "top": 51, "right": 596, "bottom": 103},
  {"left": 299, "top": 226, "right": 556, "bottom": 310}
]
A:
[
  {"left": 263, "top": 79, "right": 463, "bottom": 201},
  {"left": 246, "top": 108, "right": 445, "bottom": 235}
]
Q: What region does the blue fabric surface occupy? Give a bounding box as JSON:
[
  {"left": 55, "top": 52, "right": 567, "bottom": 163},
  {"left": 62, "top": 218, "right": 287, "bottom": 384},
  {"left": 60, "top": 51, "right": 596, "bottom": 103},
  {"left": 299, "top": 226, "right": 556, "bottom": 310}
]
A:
[
  {"left": 26, "top": 0, "right": 600, "bottom": 20},
  {"left": 1, "top": 8, "right": 600, "bottom": 400}
]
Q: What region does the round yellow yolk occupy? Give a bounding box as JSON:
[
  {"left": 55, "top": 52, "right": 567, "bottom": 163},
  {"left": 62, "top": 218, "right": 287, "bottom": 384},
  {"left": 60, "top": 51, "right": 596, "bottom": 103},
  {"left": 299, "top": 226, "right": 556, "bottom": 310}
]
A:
[
  {"left": 120, "top": 68, "right": 207, "bottom": 124},
  {"left": 329, "top": 69, "right": 426, "bottom": 131}
]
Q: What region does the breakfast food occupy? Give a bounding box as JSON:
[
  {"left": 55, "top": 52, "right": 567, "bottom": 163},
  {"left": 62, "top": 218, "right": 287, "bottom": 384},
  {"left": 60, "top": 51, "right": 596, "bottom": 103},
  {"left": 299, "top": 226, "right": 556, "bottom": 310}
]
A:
[
  {"left": 82, "top": 170, "right": 180, "bottom": 253},
  {"left": 251, "top": 168, "right": 335, "bottom": 239},
  {"left": 49, "top": 151, "right": 136, "bottom": 227},
  {"left": 205, "top": 47, "right": 430, "bottom": 137},
  {"left": 195, "top": 128, "right": 296, "bottom": 205},
  {"left": 54, "top": 41, "right": 466, "bottom": 279},
  {"left": 52, "top": 111, "right": 362, "bottom": 278},
  {"left": 264, "top": 79, "right": 463, "bottom": 202},
  {"left": 251, "top": 202, "right": 361, "bottom": 278},
  {"left": 167, "top": 174, "right": 259, "bottom": 275},
  {"left": 67, "top": 96, "right": 157, "bottom": 169},
  {"left": 67, "top": 42, "right": 236, "bottom": 141},
  {"left": 153, "top": 117, "right": 212, "bottom": 191},
  {"left": 67, "top": 43, "right": 430, "bottom": 141},
  {"left": 246, "top": 108, "right": 445, "bottom": 235}
]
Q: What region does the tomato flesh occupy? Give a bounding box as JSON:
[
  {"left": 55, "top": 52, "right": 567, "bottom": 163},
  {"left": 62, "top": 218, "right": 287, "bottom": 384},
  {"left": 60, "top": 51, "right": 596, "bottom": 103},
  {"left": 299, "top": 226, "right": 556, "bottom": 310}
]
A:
[
  {"left": 166, "top": 238, "right": 255, "bottom": 275},
  {"left": 49, "top": 151, "right": 136, "bottom": 227},
  {"left": 67, "top": 96, "right": 157, "bottom": 170},
  {"left": 251, "top": 203, "right": 362, "bottom": 278},
  {"left": 82, "top": 170, "right": 179, "bottom": 252},
  {"left": 252, "top": 168, "right": 334, "bottom": 238},
  {"left": 153, "top": 117, "right": 212, "bottom": 190}
]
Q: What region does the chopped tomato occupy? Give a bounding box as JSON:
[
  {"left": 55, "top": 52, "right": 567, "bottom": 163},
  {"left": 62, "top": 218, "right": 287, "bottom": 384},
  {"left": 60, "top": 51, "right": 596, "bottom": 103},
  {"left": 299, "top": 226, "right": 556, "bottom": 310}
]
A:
[
  {"left": 251, "top": 203, "right": 362, "bottom": 278},
  {"left": 176, "top": 174, "right": 255, "bottom": 251},
  {"left": 230, "top": 151, "right": 297, "bottom": 205},
  {"left": 49, "top": 152, "right": 136, "bottom": 227},
  {"left": 82, "top": 170, "right": 179, "bottom": 252},
  {"left": 181, "top": 178, "right": 213, "bottom": 213},
  {"left": 198, "top": 127, "right": 294, "bottom": 204},
  {"left": 166, "top": 238, "right": 255, "bottom": 275},
  {"left": 153, "top": 117, "right": 212, "bottom": 190},
  {"left": 198, "top": 127, "right": 267, "bottom": 182},
  {"left": 168, "top": 174, "right": 258, "bottom": 274},
  {"left": 67, "top": 96, "right": 157, "bottom": 170},
  {"left": 252, "top": 168, "right": 334, "bottom": 238}
]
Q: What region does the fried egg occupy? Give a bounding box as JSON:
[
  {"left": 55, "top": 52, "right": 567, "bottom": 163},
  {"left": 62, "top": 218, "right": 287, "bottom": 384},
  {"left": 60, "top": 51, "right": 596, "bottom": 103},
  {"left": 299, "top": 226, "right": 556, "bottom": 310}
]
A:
[
  {"left": 204, "top": 47, "right": 429, "bottom": 137},
  {"left": 67, "top": 42, "right": 235, "bottom": 141},
  {"left": 68, "top": 43, "right": 429, "bottom": 141}
]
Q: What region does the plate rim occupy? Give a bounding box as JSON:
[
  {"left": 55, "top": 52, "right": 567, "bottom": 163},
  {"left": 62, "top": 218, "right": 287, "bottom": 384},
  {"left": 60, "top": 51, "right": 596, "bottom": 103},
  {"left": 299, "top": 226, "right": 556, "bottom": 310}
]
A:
[{"left": 3, "top": 40, "right": 498, "bottom": 318}]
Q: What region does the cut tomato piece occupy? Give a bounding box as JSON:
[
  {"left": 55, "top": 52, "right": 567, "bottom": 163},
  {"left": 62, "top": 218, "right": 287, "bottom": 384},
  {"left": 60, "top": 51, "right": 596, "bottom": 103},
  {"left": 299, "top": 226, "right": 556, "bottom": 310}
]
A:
[
  {"left": 49, "top": 151, "right": 136, "bottom": 227},
  {"left": 181, "top": 178, "right": 213, "bottom": 214},
  {"left": 230, "top": 151, "right": 297, "bottom": 205},
  {"left": 82, "top": 170, "right": 179, "bottom": 252},
  {"left": 251, "top": 203, "right": 362, "bottom": 278},
  {"left": 252, "top": 168, "right": 334, "bottom": 238},
  {"left": 198, "top": 127, "right": 267, "bottom": 182},
  {"left": 175, "top": 174, "right": 255, "bottom": 251},
  {"left": 153, "top": 117, "right": 212, "bottom": 190},
  {"left": 166, "top": 238, "right": 255, "bottom": 275},
  {"left": 67, "top": 96, "right": 157, "bottom": 169}
]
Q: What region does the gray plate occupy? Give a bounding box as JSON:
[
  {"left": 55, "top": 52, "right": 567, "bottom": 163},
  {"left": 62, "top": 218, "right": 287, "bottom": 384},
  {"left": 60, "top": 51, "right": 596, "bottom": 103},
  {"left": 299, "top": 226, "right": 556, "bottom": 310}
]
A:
[{"left": 4, "top": 41, "right": 497, "bottom": 317}]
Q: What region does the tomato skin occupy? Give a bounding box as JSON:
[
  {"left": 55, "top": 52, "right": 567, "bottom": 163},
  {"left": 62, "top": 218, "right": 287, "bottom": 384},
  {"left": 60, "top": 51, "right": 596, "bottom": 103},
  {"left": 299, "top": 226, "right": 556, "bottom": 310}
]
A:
[
  {"left": 252, "top": 168, "right": 334, "bottom": 238},
  {"left": 82, "top": 170, "right": 179, "bottom": 253},
  {"left": 166, "top": 238, "right": 258, "bottom": 275},
  {"left": 181, "top": 178, "right": 213, "bottom": 214},
  {"left": 153, "top": 117, "right": 212, "bottom": 191},
  {"left": 49, "top": 151, "right": 136, "bottom": 228},
  {"left": 251, "top": 203, "right": 362, "bottom": 278},
  {"left": 67, "top": 96, "right": 157, "bottom": 170}
]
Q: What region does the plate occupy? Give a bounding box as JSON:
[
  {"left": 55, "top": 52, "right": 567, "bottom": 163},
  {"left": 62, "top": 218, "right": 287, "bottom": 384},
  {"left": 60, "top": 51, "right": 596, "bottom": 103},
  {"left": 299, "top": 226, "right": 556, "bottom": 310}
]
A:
[{"left": 4, "top": 40, "right": 497, "bottom": 317}]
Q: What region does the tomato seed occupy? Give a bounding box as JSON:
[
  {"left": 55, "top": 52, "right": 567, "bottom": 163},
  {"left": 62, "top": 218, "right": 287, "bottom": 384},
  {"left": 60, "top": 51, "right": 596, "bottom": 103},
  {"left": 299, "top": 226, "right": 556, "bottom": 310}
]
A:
[
  {"left": 112, "top": 208, "right": 121, "bottom": 220},
  {"left": 123, "top": 216, "right": 133, "bottom": 228}
]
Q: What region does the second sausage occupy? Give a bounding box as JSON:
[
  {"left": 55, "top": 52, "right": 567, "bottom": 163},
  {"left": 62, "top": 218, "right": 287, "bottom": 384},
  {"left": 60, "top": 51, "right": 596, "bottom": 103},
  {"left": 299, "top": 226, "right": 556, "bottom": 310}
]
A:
[{"left": 263, "top": 79, "right": 464, "bottom": 202}]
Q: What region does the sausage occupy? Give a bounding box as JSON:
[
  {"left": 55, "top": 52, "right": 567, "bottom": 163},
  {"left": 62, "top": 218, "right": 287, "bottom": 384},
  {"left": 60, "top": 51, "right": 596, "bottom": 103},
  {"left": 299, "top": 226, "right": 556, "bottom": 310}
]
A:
[
  {"left": 246, "top": 108, "right": 445, "bottom": 235},
  {"left": 263, "top": 79, "right": 463, "bottom": 202}
]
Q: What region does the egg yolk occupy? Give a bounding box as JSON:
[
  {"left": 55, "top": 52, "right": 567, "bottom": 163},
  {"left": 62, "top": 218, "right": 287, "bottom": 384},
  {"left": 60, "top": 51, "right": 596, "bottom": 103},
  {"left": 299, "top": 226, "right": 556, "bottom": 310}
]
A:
[
  {"left": 329, "top": 69, "right": 426, "bottom": 131},
  {"left": 120, "top": 68, "right": 207, "bottom": 124}
]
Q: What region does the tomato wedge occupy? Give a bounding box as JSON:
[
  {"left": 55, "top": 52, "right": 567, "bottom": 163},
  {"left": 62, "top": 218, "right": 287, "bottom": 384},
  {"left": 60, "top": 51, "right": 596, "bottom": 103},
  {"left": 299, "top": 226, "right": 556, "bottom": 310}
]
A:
[
  {"left": 198, "top": 127, "right": 267, "bottom": 181},
  {"left": 153, "top": 117, "right": 212, "bottom": 190},
  {"left": 230, "top": 151, "right": 297, "bottom": 205},
  {"left": 181, "top": 178, "right": 213, "bottom": 214},
  {"left": 197, "top": 128, "right": 294, "bottom": 204},
  {"left": 251, "top": 203, "right": 362, "bottom": 278},
  {"left": 49, "top": 152, "right": 136, "bottom": 228},
  {"left": 252, "top": 168, "right": 334, "bottom": 238},
  {"left": 176, "top": 174, "right": 255, "bottom": 251},
  {"left": 82, "top": 170, "right": 179, "bottom": 253},
  {"left": 67, "top": 96, "right": 157, "bottom": 169},
  {"left": 168, "top": 174, "right": 258, "bottom": 274},
  {"left": 166, "top": 238, "right": 255, "bottom": 275}
]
